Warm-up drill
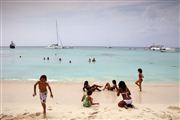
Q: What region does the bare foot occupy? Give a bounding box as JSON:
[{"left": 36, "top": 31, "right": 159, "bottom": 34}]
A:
[{"left": 43, "top": 112, "right": 47, "bottom": 119}]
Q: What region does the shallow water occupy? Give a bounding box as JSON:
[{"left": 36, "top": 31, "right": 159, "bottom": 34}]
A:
[{"left": 1, "top": 47, "right": 179, "bottom": 83}]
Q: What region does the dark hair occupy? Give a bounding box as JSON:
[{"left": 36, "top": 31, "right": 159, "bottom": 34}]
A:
[
  {"left": 87, "top": 90, "right": 92, "bottom": 96},
  {"left": 40, "top": 75, "right": 47, "bottom": 81},
  {"left": 84, "top": 81, "right": 89, "bottom": 86},
  {"left": 138, "top": 68, "right": 143, "bottom": 73},
  {"left": 112, "top": 80, "right": 116, "bottom": 85},
  {"left": 118, "top": 81, "right": 127, "bottom": 91}
]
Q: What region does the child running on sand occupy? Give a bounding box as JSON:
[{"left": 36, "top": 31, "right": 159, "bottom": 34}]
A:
[
  {"left": 33, "top": 75, "right": 53, "bottom": 117},
  {"left": 103, "top": 80, "right": 118, "bottom": 91},
  {"left": 81, "top": 90, "right": 99, "bottom": 107},
  {"left": 83, "top": 81, "right": 102, "bottom": 92},
  {"left": 117, "top": 81, "right": 133, "bottom": 109},
  {"left": 135, "top": 68, "right": 144, "bottom": 91}
]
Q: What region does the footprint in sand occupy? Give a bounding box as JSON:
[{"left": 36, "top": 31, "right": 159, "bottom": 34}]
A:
[
  {"left": 48, "top": 106, "right": 53, "bottom": 111},
  {"left": 168, "top": 106, "right": 180, "bottom": 111},
  {"left": 70, "top": 118, "right": 76, "bottom": 120},
  {"left": 22, "top": 112, "right": 29, "bottom": 115},
  {"left": 0, "top": 114, "right": 8, "bottom": 119},
  {"left": 0, "top": 115, "right": 15, "bottom": 120},
  {"left": 143, "top": 108, "right": 153, "bottom": 112},
  {"left": 90, "top": 111, "right": 98, "bottom": 115},
  {"left": 88, "top": 115, "right": 96, "bottom": 119},
  {"left": 28, "top": 112, "right": 41, "bottom": 118},
  {"left": 35, "top": 112, "right": 41, "bottom": 116},
  {"left": 118, "top": 109, "right": 122, "bottom": 112},
  {"left": 48, "top": 108, "right": 53, "bottom": 111},
  {"left": 93, "top": 107, "right": 99, "bottom": 111}
]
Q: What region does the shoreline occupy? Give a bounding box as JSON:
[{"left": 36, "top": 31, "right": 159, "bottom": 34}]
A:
[
  {"left": 1, "top": 79, "right": 180, "bottom": 85},
  {"left": 1, "top": 80, "right": 180, "bottom": 120}
]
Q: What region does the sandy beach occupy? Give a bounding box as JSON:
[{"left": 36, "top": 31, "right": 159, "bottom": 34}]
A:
[{"left": 0, "top": 80, "right": 180, "bottom": 120}]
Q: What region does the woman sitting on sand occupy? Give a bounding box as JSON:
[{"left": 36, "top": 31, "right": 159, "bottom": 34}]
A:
[
  {"left": 83, "top": 81, "right": 102, "bottom": 92},
  {"left": 117, "top": 81, "right": 133, "bottom": 109},
  {"left": 81, "top": 90, "right": 99, "bottom": 107},
  {"left": 103, "top": 80, "right": 118, "bottom": 91}
]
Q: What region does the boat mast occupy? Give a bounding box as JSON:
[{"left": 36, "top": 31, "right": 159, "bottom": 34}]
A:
[{"left": 56, "top": 19, "right": 63, "bottom": 48}]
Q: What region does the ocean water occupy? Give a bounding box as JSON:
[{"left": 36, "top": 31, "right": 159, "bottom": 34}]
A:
[{"left": 1, "top": 47, "right": 180, "bottom": 83}]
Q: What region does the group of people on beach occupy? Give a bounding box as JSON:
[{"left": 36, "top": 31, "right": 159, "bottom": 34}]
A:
[
  {"left": 81, "top": 80, "right": 133, "bottom": 109},
  {"left": 33, "top": 68, "right": 144, "bottom": 117}
]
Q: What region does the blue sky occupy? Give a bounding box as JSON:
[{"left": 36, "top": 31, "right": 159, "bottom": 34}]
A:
[{"left": 0, "top": 0, "right": 179, "bottom": 47}]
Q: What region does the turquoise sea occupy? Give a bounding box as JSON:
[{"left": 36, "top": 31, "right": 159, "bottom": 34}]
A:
[{"left": 1, "top": 47, "right": 180, "bottom": 83}]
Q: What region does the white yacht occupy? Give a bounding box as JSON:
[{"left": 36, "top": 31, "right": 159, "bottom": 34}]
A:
[{"left": 149, "top": 45, "right": 163, "bottom": 51}]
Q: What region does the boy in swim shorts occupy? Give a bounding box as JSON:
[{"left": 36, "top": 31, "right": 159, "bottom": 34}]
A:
[{"left": 33, "top": 75, "right": 53, "bottom": 117}]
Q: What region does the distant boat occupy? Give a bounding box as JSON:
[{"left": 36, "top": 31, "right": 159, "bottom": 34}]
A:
[
  {"left": 149, "top": 45, "right": 163, "bottom": 51},
  {"left": 9, "top": 41, "right": 15, "bottom": 49},
  {"left": 149, "top": 44, "right": 176, "bottom": 52},
  {"left": 105, "top": 46, "right": 112, "bottom": 48},
  {"left": 47, "top": 20, "right": 64, "bottom": 49},
  {"left": 160, "top": 47, "right": 176, "bottom": 52}
]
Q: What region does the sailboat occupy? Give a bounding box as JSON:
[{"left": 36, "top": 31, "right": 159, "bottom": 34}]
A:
[
  {"left": 9, "top": 41, "right": 15, "bottom": 49},
  {"left": 48, "top": 20, "right": 64, "bottom": 49}
]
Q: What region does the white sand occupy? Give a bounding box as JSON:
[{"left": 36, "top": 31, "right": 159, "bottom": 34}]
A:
[{"left": 0, "top": 80, "right": 180, "bottom": 120}]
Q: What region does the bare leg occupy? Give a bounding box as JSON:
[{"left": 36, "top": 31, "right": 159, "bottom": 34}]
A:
[
  {"left": 92, "top": 84, "right": 103, "bottom": 88},
  {"left": 92, "top": 85, "right": 102, "bottom": 91},
  {"left": 118, "top": 100, "right": 127, "bottom": 109},
  {"left": 95, "top": 87, "right": 102, "bottom": 91},
  {"left": 103, "top": 83, "right": 110, "bottom": 90},
  {"left": 135, "top": 80, "right": 139, "bottom": 86},
  {"left": 139, "top": 81, "right": 142, "bottom": 92},
  {"left": 41, "top": 103, "right": 46, "bottom": 118}
]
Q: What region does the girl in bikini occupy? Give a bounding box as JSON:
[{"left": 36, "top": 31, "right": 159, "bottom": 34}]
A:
[
  {"left": 135, "top": 68, "right": 144, "bottom": 92},
  {"left": 117, "top": 81, "right": 133, "bottom": 109}
]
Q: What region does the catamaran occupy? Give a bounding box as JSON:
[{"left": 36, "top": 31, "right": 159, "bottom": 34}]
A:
[
  {"left": 149, "top": 44, "right": 176, "bottom": 52},
  {"left": 48, "top": 20, "right": 64, "bottom": 49}
]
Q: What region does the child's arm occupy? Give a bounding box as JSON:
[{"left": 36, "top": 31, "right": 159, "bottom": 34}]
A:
[
  {"left": 115, "top": 85, "right": 119, "bottom": 92},
  {"left": 47, "top": 83, "right": 53, "bottom": 98},
  {"left": 83, "top": 86, "right": 86, "bottom": 92},
  {"left": 117, "top": 89, "right": 120, "bottom": 96},
  {"left": 33, "top": 81, "right": 39, "bottom": 96},
  {"left": 81, "top": 94, "right": 85, "bottom": 102},
  {"left": 127, "top": 88, "right": 131, "bottom": 95}
]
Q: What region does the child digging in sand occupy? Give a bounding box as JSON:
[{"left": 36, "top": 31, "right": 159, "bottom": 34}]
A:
[
  {"left": 81, "top": 90, "right": 99, "bottom": 107},
  {"left": 33, "top": 75, "right": 53, "bottom": 117},
  {"left": 135, "top": 68, "right": 144, "bottom": 92}
]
